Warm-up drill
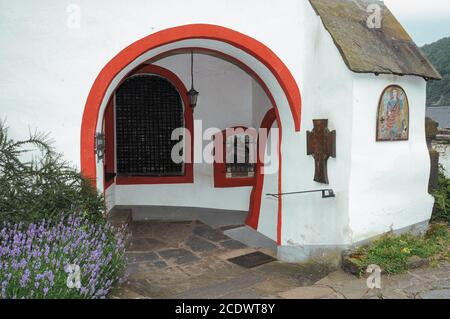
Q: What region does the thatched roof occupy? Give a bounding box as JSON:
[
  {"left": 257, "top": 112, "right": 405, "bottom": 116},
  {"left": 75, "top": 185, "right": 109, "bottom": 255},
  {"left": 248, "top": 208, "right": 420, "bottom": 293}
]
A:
[{"left": 309, "top": 0, "right": 442, "bottom": 80}]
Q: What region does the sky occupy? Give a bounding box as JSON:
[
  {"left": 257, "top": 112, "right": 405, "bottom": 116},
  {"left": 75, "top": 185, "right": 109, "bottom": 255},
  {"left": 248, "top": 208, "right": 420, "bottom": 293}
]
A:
[{"left": 384, "top": 0, "right": 450, "bottom": 46}]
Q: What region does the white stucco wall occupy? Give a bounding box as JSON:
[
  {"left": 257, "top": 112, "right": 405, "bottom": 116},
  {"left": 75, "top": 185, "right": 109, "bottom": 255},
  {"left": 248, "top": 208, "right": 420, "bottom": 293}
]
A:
[
  {"left": 277, "top": 1, "right": 355, "bottom": 258},
  {"left": 252, "top": 80, "right": 272, "bottom": 128},
  {"left": 348, "top": 74, "right": 434, "bottom": 243}
]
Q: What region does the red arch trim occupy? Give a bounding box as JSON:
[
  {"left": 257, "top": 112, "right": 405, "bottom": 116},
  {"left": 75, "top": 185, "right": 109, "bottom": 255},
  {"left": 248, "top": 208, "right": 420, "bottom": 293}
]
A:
[
  {"left": 81, "top": 24, "right": 301, "bottom": 183},
  {"left": 246, "top": 109, "right": 278, "bottom": 230}
]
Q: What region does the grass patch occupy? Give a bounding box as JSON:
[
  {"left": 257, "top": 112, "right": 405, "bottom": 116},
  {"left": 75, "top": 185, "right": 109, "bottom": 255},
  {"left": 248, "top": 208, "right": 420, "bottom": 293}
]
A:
[{"left": 350, "top": 224, "right": 450, "bottom": 276}]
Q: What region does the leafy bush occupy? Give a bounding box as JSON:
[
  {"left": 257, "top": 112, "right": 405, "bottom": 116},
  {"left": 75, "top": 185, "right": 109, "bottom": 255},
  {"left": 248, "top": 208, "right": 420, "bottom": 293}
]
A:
[
  {"left": 432, "top": 166, "right": 450, "bottom": 223},
  {"left": 352, "top": 224, "right": 450, "bottom": 275},
  {"left": 0, "top": 121, "right": 104, "bottom": 224},
  {"left": 0, "top": 215, "right": 126, "bottom": 299}
]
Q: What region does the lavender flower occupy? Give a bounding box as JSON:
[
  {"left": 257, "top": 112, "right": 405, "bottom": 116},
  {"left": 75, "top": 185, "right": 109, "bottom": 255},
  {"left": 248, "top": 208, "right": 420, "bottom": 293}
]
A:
[{"left": 0, "top": 216, "right": 126, "bottom": 299}]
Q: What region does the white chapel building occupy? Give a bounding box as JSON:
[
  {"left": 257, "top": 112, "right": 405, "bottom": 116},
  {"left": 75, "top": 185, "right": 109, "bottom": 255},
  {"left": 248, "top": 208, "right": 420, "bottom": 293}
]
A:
[{"left": 0, "top": 0, "right": 442, "bottom": 261}]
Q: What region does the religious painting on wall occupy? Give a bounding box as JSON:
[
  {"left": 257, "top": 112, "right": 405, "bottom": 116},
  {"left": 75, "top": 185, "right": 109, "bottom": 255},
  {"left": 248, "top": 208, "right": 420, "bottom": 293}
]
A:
[{"left": 376, "top": 85, "right": 409, "bottom": 141}]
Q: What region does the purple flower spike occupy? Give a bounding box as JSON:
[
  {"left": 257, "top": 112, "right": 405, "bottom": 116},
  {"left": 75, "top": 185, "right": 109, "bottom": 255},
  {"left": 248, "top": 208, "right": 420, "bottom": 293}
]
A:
[{"left": 0, "top": 216, "right": 126, "bottom": 299}]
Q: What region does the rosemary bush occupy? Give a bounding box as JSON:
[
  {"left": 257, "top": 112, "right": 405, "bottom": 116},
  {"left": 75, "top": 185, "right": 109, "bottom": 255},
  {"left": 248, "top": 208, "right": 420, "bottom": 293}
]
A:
[{"left": 0, "top": 121, "right": 104, "bottom": 224}]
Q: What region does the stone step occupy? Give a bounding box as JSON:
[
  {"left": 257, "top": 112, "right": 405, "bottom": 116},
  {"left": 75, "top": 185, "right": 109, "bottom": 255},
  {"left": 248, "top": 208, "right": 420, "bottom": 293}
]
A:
[
  {"left": 108, "top": 208, "right": 133, "bottom": 248},
  {"left": 108, "top": 208, "right": 133, "bottom": 227},
  {"left": 224, "top": 226, "right": 278, "bottom": 252}
]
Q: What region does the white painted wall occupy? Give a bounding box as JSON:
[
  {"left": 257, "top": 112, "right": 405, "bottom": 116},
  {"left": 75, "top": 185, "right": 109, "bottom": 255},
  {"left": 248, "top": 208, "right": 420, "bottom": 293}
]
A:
[
  {"left": 278, "top": 1, "right": 355, "bottom": 257},
  {"left": 348, "top": 74, "right": 434, "bottom": 243},
  {"left": 252, "top": 80, "right": 272, "bottom": 128}
]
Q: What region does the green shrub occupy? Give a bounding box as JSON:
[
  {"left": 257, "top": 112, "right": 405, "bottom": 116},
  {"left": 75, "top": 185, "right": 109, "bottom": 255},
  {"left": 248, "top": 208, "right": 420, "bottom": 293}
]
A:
[
  {"left": 432, "top": 166, "right": 450, "bottom": 223},
  {"left": 0, "top": 121, "right": 104, "bottom": 224}
]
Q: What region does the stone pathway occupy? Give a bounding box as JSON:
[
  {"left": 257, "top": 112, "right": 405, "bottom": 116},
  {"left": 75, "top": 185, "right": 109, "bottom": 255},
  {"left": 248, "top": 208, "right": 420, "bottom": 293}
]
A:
[
  {"left": 110, "top": 220, "right": 331, "bottom": 299},
  {"left": 110, "top": 219, "right": 450, "bottom": 299},
  {"left": 293, "top": 262, "right": 450, "bottom": 299}
]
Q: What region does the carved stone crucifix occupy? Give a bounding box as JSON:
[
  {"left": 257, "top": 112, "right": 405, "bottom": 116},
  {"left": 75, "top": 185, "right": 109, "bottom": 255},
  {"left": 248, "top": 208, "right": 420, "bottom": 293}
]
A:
[{"left": 306, "top": 119, "right": 336, "bottom": 184}]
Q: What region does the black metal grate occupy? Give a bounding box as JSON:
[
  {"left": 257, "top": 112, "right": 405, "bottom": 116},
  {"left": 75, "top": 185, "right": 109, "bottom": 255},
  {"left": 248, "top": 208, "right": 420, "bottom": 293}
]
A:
[
  {"left": 226, "top": 135, "right": 256, "bottom": 178},
  {"left": 115, "top": 74, "right": 184, "bottom": 176}
]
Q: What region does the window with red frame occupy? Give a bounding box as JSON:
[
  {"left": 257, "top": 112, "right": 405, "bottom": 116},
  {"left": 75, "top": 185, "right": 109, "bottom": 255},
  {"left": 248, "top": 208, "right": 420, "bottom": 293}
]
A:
[
  {"left": 115, "top": 74, "right": 185, "bottom": 177},
  {"left": 214, "top": 128, "right": 257, "bottom": 188}
]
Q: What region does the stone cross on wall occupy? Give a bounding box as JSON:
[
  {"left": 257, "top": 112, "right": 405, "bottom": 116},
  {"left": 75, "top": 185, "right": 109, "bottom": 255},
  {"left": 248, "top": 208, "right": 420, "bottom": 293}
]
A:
[{"left": 306, "top": 119, "right": 336, "bottom": 184}]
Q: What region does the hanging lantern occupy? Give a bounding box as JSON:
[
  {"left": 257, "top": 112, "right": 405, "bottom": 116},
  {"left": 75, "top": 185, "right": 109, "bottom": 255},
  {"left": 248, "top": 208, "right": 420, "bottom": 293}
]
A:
[
  {"left": 188, "top": 51, "right": 199, "bottom": 109},
  {"left": 188, "top": 87, "right": 199, "bottom": 109}
]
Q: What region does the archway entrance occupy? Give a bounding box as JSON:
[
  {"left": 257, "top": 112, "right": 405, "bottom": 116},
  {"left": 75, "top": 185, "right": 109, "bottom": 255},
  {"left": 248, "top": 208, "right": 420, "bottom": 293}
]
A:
[{"left": 80, "top": 24, "right": 301, "bottom": 245}]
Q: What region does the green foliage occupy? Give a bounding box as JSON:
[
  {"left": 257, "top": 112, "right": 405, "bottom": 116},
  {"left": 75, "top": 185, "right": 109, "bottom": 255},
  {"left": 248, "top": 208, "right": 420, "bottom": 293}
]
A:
[
  {"left": 352, "top": 224, "right": 450, "bottom": 275},
  {"left": 422, "top": 37, "right": 450, "bottom": 106},
  {"left": 431, "top": 166, "right": 450, "bottom": 223},
  {"left": 0, "top": 121, "right": 104, "bottom": 224}
]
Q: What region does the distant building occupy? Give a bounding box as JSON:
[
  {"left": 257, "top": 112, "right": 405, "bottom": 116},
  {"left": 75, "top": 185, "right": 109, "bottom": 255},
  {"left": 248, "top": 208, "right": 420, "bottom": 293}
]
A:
[{"left": 426, "top": 106, "right": 450, "bottom": 129}]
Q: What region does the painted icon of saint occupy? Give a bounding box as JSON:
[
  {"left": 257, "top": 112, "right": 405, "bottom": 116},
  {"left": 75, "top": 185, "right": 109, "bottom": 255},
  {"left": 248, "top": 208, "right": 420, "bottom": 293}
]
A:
[{"left": 377, "top": 86, "right": 408, "bottom": 141}]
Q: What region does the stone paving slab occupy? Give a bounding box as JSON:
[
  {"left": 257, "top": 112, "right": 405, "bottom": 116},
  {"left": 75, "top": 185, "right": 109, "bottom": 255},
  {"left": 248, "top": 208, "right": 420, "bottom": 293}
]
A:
[
  {"left": 219, "top": 288, "right": 265, "bottom": 299},
  {"left": 110, "top": 287, "right": 146, "bottom": 299},
  {"left": 419, "top": 289, "right": 450, "bottom": 299},
  {"left": 185, "top": 235, "right": 218, "bottom": 253},
  {"left": 305, "top": 263, "right": 450, "bottom": 299},
  {"left": 126, "top": 251, "right": 160, "bottom": 263},
  {"left": 279, "top": 286, "right": 336, "bottom": 299},
  {"left": 219, "top": 239, "right": 248, "bottom": 250},
  {"left": 128, "top": 237, "right": 167, "bottom": 252},
  {"left": 170, "top": 272, "right": 265, "bottom": 299},
  {"left": 193, "top": 224, "right": 230, "bottom": 242},
  {"left": 123, "top": 278, "right": 169, "bottom": 298},
  {"left": 251, "top": 278, "right": 299, "bottom": 297},
  {"left": 158, "top": 248, "right": 200, "bottom": 265},
  {"left": 256, "top": 262, "right": 332, "bottom": 287}
]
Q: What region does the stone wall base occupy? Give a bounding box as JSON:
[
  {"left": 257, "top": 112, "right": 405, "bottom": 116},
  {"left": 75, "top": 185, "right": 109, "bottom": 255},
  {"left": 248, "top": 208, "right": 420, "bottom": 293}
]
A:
[{"left": 277, "top": 219, "right": 430, "bottom": 265}]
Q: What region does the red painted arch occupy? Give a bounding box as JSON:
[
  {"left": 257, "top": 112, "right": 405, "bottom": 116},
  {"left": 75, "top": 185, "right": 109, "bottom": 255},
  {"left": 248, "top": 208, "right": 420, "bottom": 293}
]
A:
[
  {"left": 246, "top": 108, "right": 278, "bottom": 230},
  {"left": 80, "top": 24, "right": 301, "bottom": 184}
]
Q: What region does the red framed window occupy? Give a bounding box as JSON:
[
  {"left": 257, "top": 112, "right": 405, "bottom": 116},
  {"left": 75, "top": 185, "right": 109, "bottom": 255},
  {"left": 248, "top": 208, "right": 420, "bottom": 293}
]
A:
[
  {"left": 213, "top": 127, "right": 257, "bottom": 188},
  {"left": 103, "top": 64, "right": 193, "bottom": 187}
]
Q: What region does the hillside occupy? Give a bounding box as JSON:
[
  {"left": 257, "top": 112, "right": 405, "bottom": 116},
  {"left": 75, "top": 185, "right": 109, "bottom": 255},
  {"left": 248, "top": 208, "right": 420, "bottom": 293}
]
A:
[{"left": 422, "top": 37, "right": 450, "bottom": 106}]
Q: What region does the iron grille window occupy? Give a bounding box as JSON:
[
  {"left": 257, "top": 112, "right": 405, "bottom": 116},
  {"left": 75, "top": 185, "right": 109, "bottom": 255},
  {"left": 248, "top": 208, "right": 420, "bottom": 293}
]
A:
[
  {"left": 115, "top": 74, "right": 185, "bottom": 177},
  {"left": 225, "top": 135, "right": 256, "bottom": 178}
]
